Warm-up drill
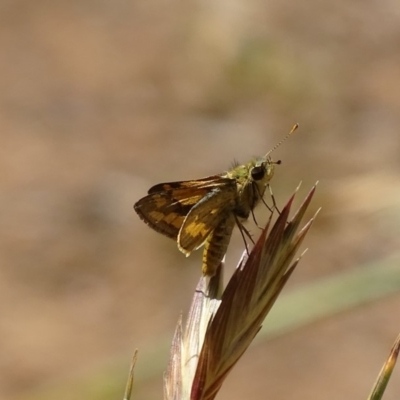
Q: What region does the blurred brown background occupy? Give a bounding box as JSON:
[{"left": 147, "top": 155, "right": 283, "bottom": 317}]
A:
[{"left": 1, "top": 1, "right": 400, "bottom": 399}]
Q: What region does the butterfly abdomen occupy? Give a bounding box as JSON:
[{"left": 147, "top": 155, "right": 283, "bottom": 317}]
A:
[{"left": 202, "top": 213, "right": 236, "bottom": 276}]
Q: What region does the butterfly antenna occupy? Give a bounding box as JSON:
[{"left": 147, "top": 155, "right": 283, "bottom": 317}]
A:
[{"left": 265, "top": 123, "right": 299, "bottom": 158}]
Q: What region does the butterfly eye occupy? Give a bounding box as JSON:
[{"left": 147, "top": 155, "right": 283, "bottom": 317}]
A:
[{"left": 251, "top": 165, "right": 265, "bottom": 181}]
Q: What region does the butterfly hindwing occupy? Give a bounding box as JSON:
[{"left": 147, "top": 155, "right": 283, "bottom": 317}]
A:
[{"left": 134, "top": 193, "right": 193, "bottom": 239}]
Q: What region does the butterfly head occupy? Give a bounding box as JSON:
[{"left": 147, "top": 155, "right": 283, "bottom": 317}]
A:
[{"left": 250, "top": 157, "right": 280, "bottom": 184}]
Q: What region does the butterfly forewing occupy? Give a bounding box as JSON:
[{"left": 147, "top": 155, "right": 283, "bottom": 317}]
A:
[{"left": 178, "top": 183, "right": 237, "bottom": 254}]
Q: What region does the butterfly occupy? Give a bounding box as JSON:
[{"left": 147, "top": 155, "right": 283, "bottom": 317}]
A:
[{"left": 134, "top": 124, "right": 297, "bottom": 276}]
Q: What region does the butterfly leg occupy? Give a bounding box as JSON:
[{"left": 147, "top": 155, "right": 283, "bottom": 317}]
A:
[
  {"left": 234, "top": 214, "right": 255, "bottom": 256},
  {"left": 267, "top": 183, "right": 281, "bottom": 215}
]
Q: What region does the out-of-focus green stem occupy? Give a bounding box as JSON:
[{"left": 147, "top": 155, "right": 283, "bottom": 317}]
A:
[{"left": 367, "top": 334, "right": 400, "bottom": 400}]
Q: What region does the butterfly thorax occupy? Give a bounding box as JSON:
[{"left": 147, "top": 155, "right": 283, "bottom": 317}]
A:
[{"left": 225, "top": 157, "right": 275, "bottom": 219}]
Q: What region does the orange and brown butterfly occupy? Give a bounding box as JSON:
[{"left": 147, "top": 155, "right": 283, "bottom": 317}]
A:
[{"left": 134, "top": 124, "right": 298, "bottom": 276}]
